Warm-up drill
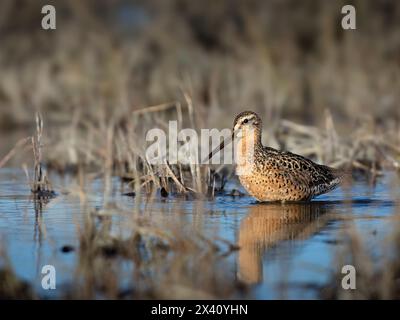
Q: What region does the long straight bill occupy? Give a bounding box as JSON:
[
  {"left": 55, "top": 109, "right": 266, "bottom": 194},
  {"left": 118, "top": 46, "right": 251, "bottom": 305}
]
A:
[{"left": 203, "top": 132, "right": 233, "bottom": 164}]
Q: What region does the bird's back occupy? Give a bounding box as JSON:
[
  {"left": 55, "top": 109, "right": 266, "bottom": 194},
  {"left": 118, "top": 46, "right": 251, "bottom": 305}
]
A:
[{"left": 239, "top": 146, "right": 345, "bottom": 201}]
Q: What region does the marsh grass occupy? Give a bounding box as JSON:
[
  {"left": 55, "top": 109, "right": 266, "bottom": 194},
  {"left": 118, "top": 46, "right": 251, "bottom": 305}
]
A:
[
  {"left": 69, "top": 215, "right": 244, "bottom": 299},
  {"left": 30, "top": 113, "right": 55, "bottom": 197},
  {"left": 1, "top": 1, "right": 399, "bottom": 185},
  {"left": 1, "top": 0, "right": 400, "bottom": 300},
  {"left": 58, "top": 176, "right": 245, "bottom": 299}
]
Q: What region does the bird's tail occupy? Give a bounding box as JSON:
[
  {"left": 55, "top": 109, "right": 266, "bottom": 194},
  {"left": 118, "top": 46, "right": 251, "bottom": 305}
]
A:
[
  {"left": 313, "top": 165, "right": 352, "bottom": 197},
  {"left": 332, "top": 167, "right": 353, "bottom": 185}
]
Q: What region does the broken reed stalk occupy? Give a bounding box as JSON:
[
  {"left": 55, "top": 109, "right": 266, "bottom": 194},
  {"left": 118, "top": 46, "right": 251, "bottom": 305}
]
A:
[
  {"left": 31, "top": 112, "right": 54, "bottom": 198},
  {"left": 164, "top": 160, "right": 187, "bottom": 194},
  {"left": 32, "top": 113, "right": 43, "bottom": 193},
  {"left": 103, "top": 121, "right": 114, "bottom": 205},
  {"left": 182, "top": 92, "right": 204, "bottom": 193}
]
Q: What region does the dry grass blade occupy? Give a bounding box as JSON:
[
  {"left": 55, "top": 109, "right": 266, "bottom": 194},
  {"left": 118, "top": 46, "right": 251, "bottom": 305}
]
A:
[
  {"left": 0, "top": 137, "right": 31, "bottom": 169},
  {"left": 30, "top": 112, "right": 55, "bottom": 198}
]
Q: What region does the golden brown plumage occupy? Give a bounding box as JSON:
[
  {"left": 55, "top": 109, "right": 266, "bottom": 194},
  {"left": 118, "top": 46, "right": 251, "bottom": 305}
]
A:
[{"left": 211, "top": 111, "right": 346, "bottom": 201}]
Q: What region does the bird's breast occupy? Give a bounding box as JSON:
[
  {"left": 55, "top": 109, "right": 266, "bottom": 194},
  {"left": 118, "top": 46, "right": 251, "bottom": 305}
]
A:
[{"left": 235, "top": 134, "right": 257, "bottom": 176}]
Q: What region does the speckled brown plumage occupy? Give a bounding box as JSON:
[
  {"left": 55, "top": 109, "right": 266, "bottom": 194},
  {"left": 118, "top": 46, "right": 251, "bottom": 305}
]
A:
[{"left": 232, "top": 111, "right": 345, "bottom": 202}]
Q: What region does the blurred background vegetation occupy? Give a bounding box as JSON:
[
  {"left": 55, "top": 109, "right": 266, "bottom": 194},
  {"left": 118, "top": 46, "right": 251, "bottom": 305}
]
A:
[
  {"left": 1, "top": 0, "right": 400, "bottom": 300},
  {"left": 0, "top": 0, "right": 399, "bottom": 173}
]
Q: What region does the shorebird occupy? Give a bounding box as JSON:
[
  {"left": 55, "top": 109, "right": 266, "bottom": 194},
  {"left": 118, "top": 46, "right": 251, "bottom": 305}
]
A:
[{"left": 208, "top": 111, "right": 346, "bottom": 202}]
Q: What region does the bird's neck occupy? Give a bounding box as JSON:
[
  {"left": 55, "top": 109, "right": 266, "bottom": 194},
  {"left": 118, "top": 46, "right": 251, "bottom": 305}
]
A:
[{"left": 235, "top": 127, "right": 262, "bottom": 172}]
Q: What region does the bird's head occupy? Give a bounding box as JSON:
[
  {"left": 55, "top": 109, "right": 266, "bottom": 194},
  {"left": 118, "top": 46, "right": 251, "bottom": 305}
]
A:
[
  {"left": 233, "top": 111, "right": 262, "bottom": 137},
  {"left": 205, "top": 110, "right": 262, "bottom": 163}
]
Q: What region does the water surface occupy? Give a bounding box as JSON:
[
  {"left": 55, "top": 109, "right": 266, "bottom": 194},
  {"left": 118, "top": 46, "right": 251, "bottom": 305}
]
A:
[{"left": 0, "top": 167, "right": 399, "bottom": 299}]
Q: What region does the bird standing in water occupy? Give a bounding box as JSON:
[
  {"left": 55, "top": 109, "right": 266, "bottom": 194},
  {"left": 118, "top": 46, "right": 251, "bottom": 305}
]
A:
[{"left": 208, "top": 111, "right": 346, "bottom": 202}]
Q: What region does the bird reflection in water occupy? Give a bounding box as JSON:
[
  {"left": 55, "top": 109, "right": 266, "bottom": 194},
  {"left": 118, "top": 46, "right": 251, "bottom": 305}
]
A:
[{"left": 237, "top": 202, "right": 333, "bottom": 284}]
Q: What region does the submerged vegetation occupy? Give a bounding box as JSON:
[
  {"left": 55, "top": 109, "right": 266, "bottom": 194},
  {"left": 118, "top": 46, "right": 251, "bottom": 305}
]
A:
[{"left": 1, "top": 0, "right": 400, "bottom": 299}]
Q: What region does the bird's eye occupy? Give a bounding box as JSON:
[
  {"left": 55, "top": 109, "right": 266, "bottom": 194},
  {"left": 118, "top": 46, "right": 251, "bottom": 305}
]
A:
[{"left": 243, "top": 119, "right": 249, "bottom": 124}]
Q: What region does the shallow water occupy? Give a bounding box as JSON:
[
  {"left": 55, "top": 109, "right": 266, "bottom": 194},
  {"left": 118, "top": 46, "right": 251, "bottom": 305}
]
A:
[{"left": 0, "top": 167, "right": 399, "bottom": 299}]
